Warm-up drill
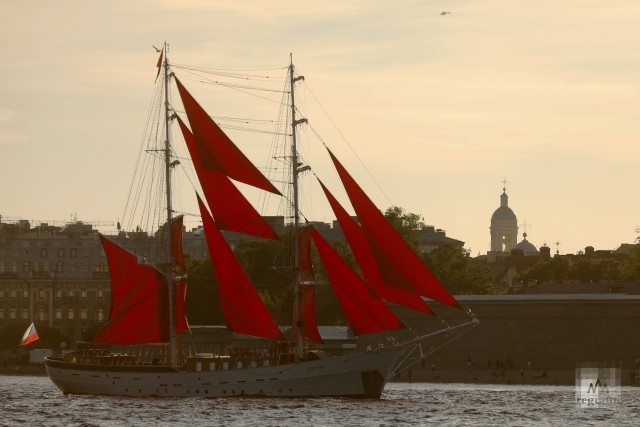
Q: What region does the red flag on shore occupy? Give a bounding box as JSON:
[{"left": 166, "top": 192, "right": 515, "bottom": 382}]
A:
[{"left": 18, "top": 322, "right": 39, "bottom": 346}]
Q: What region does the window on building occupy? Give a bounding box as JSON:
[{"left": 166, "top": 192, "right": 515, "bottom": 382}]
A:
[
  {"left": 10, "top": 308, "right": 16, "bottom": 320},
  {"left": 70, "top": 248, "right": 77, "bottom": 258},
  {"left": 23, "top": 262, "right": 30, "bottom": 273},
  {"left": 97, "top": 308, "right": 104, "bottom": 322},
  {"left": 97, "top": 289, "right": 104, "bottom": 299},
  {"left": 0, "top": 262, "right": 4, "bottom": 273},
  {"left": 82, "top": 263, "right": 89, "bottom": 272},
  {"left": 38, "top": 308, "right": 46, "bottom": 321},
  {"left": 24, "top": 249, "right": 30, "bottom": 256},
  {"left": 56, "top": 262, "right": 64, "bottom": 273},
  {"left": 38, "top": 289, "right": 45, "bottom": 299},
  {"left": 68, "top": 309, "right": 74, "bottom": 320},
  {"left": 22, "top": 308, "right": 28, "bottom": 320},
  {"left": 142, "top": 248, "right": 149, "bottom": 257},
  {"left": 95, "top": 262, "right": 107, "bottom": 272},
  {"left": 81, "top": 290, "right": 87, "bottom": 299},
  {"left": 40, "top": 249, "right": 47, "bottom": 257},
  {"left": 55, "top": 308, "right": 62, "bottom": 320},
  {"left": 68, "top": 290, "right": 74, "bottom": 298},
  {"left": 80, "top": 308, "right": 87, "bottom": 320},
  {"left": 38, "top": 261, "right": 47, "bottom": 273},
  {"left": 0, "top": 310, "right": 4, "bottom": 320},
  {"left": 10, "top": 262, "right": 17, "bottom": 273},
  {"left": 56, "top": 290, "right": 62, "bottom": 298},
  {"left": 84, "top": 249, "right": 90, "bottom": 257},
  {"left": 10, "top": 290, "right": 16, "bottom": 299},
  {"left": 57, "top": 248, "right": 65, "bottom": 258},
  {"left": 22, "top": 290, "right": 28, "bottom": 299},
  {"left": 70, "top": 263, "right": 76, "bottom": 273}
]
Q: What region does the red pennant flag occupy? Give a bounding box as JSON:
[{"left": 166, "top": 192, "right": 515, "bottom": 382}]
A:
[{"left": 155, "top": 48, "right": 164, "bottom": 81}]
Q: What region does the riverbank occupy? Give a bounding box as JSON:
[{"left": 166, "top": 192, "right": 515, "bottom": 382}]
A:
[
  {"left": 392, "top": 367, "right": 576, "bottom": 386},
  {"left": 0, "top": 364, "right": 46, "bottom": 376},
  {"left": 395, "top": 366, "right": 640, "bottom": 386}
]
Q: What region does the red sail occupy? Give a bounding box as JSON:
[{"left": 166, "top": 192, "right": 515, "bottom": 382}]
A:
[
  {"left": 171, "top": 215, "right": 185, "bottom": 269},
  {"left": 311, "top": 229, "right": 405, "bottom": 335},
  {"left": 174, "top": 278, "right": 189, "bottom": 333},
  {"left": 177, "top": 117, "right": 278, "bottom": 239},
  {"left": 93, "top": 235, "right": 189, "bottom": 344},
  {"left": 296, "top": 285, "right": 323, "bottom": 343},
  {"left": 296, "top": 226, "right": 322, "bottom": 343},
  {"left": 318, "top": 179, "right": 434, "bottom": 315},
  {"left": 171, "top": 216, "right": 190, "bottom": 333},
  {"left": 175, "top": 78, "right": 281, "bottom": 195},
  {"left": 299, "top": 225, "right": 314, "bottom": 279},
  {"left": 197, "top": 194, "right": 284, "bottom": 340},
  {"left": 327, "top": 149, "right": 462, "bottom": 310}
]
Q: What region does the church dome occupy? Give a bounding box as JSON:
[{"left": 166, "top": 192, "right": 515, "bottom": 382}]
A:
[
  {"left": 513, "top": 232, "right": 538, "bottom": 254},
  {"left": 491, "top": 188, "right": 517, "bottom": 221},
  {"left": 491, "top": 206, "right": 517, "bottom": 221}
]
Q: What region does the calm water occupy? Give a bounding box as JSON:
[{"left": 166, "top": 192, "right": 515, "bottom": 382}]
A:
[{"left": 1, "top": 376, "right": 638, "bottom": 426}]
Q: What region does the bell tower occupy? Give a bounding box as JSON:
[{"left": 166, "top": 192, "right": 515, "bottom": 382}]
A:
[{"left": 490, "top": 185, "right": 518, "bottom": 252}]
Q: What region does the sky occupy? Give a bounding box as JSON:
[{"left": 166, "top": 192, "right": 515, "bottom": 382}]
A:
[{"left": 1, "top": 0, "right": 639, "bottom": 256}]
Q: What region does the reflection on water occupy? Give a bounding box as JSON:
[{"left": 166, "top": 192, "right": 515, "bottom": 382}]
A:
[{"left": 2, "top": 376, "right": 639, "bottom": 426}]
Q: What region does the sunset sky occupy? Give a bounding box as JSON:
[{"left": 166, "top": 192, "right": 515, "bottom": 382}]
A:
[{"left": 1, "top": 1, "right": 639, "bottom": 255}]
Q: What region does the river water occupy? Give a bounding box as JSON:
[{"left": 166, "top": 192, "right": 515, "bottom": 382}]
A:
[{"left": 1, "top": 376, "right": 638, "bottom": 426}]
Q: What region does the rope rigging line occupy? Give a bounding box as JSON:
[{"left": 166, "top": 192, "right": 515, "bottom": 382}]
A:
[{"left": 302, "top": 82, "right": 393, "bottom": 207}]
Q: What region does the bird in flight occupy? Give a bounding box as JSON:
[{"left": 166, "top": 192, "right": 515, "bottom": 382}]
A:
[{"left": 440, "top": 11, "right": 451, "bottom": 16}]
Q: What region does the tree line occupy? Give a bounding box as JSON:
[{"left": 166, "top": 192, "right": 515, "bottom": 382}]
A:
[
  {"left": 185, "top": 206, "right": 502, "bottom": 326},
  {"left": 515, "top": 244, "right": 640, "bottom": 285}
]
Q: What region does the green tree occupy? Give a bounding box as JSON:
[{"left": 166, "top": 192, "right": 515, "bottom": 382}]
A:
[
  {"left": 567, "top": 257, "right": 623, "bottom": 282},
  {"left": 184, "top": 256, "right": 225, "bottom": 325},
  {"left": 548, "top": 255, "right": 572, "bottom": 282},
  {"left": 516, "top": 259, "right": 554, "bottom": 284},
  {"left": 384, "top": 206, "right": 424, "bottom": 252},
  {"left": 423, "top": 243, "right": 502, "bottom": 295},
  {"left": 622, "top": 244, "right": 640, "bottom": 280}
]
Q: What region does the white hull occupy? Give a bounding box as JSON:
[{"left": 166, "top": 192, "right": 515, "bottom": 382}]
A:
[
  {"left": 46, "top": 320, "right": 478, "bottom": 398},
  {"left": 45, "top": 346, "right": 403, "bottom": 398}
]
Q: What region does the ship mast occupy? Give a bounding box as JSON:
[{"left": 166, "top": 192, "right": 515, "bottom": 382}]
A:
[
  {"left": 162, "top": 42, "right": 178, "bottom": 367},
  {"left": 289, "top": 55, "right": 306, "bottom": 359}
]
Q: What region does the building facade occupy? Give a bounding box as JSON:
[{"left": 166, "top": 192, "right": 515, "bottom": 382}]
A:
[
  {"left": 1, "top": 216, "right": 462, "bottom": 344},
  {"left": 0, "top": 220, "right": 210, "bottom": 343}
]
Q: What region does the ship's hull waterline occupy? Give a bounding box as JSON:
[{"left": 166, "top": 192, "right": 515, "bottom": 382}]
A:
[{"left": 45, "top": 347, "right": 403, "bottom": 398}]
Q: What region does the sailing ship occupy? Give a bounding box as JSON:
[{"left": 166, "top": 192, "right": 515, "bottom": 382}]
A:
[{"left": 45, "top": 44, "right": 478, "bottom": 398}]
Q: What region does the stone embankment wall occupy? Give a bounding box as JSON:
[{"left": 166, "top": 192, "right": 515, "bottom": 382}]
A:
[{"left": 380, "top": 295, "right": 640, "bottom": 385}]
